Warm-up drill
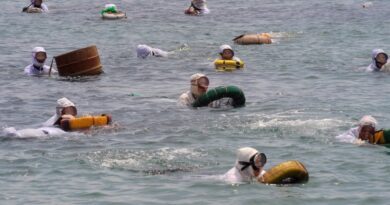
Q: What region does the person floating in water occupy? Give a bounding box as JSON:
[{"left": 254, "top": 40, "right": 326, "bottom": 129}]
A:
[
  {"left": 184, "top": 0, "right": 210, "bottom": 15},
  {"left": 23, "top": 0, "right": 49, "bottom": 12},
  {"left": 366, "top": 49, "right": 388, "bottom": 72},
  {"left": 178, "top": 73, "right": 236, "bottom": 108},
  {"left": 136, "top": 44, "right": 169, "bottom": 59},
  {"left": 222, "top": 147, "right": 267, "bottom": 183},
  {"left": 216, "top": 44, "right": 241, "bottom": 61},
  {"left": 24, "top": 47, "right": 52, "bottom": 76},
  {"left": 337, "top": 115, "right": 390, "bottom": 144},
  {"left": 43, "top": 97, "right": 77, "bottom": 128}
]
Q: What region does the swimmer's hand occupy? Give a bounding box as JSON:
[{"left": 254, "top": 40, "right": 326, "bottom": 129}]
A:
[{"left": 61, "top": 114, "right": 75, "bottom": 120}]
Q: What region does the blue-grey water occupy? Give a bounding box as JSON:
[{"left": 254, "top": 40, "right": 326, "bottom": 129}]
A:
[{"left": 1, "top": 0, "right": 390, "bottom": 204}]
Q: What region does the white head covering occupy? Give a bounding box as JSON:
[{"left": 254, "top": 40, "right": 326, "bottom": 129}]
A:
[
  {"left": 31, "top": 47, "right": 46, "bottom": 67},
  {"left": 190, "top": 73, "right": 208, "bottom": 97},
  {"left": 57, "top": 97, "right": 75, "bottom": 108},
  {"left": 359, "top": 115, "right": 377, "bottom": 128},
  {"left": 234, "top": 147, "right": 265, "bottom": 181},
  {"left": 137, "top": 45, "right": 153, "bottom": 59},
  {"left": 192, "top": 0, "right": 207, "bottom": 10},
  {"left": 370, "top": 49, "right": 388, "bottom": 70},
  {"left": 43, "top": 97, "right": 75, "bottom": 127},
  {"left": 219, "top": 44, "right": 233, "bottom": 54},
  {"left": 104, "top": 3, "right": 117, "bottom": 10}
]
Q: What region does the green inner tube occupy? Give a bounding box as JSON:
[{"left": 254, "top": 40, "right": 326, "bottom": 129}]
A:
[{"left": 192, "top": 85, "right": 245, "bottom": 108}]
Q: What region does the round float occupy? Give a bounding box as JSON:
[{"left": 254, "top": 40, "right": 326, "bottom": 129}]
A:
[
  {"left": 260, "top": 160, "right": 309, "bottom": 184},
  {"left": 192, "top": 85, "right": 246, "bottom": 108},
  {"left": 233, "top": 33, "right": 272, "bottom": 45},
  {"left": 25, "top": 7, "right": 43, "bottom": 13},
  {"left": 214, "top": 59, "right": 244, "bottom": 71},
  {"left": 102, "top": 12, "right": 126, "bottom": 20}
]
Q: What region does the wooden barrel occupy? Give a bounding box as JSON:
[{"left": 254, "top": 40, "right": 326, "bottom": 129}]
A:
[
  {"left": 54, "top": 45, "right": 103, "bottom": 77},
  {"left": 233, "top": 33, "right": 272, "bottom": 45}
]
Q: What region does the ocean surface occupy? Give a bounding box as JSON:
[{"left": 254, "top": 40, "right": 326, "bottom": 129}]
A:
[{"left": 1, "top": 0, "right": 390, "bottom": 204}]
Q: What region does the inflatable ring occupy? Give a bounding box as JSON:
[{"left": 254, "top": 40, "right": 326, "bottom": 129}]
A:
[
  {"left": 25, "top": 7, "right": 43, "bottom": 13},
  {"left": 60, "top": 114, "right": 112, "bottom": 131},
  {"left": 233, "top": 33, "right": 272, "bottom": 45},
  {"left": 102, "top": 11, "right": 126, "bottom": 20},
  {"left": 214, "top": 60, "right": 244, "bottom": 72},
  {"left": 192, "top": 85, "right": 245, "bottom": 108},
  {"left": 260, "top": 160, "right": 309, "bottom": 184}
]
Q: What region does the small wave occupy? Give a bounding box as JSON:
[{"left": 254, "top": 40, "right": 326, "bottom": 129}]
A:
[
  {"left": 84, "top": 147, "right": 209, "bottom": 175},
  {"left": 249, "top": 118, "right": 343, "bottom": 130}
]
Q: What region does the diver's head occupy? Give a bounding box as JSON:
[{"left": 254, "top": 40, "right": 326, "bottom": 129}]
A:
[
  {"left": 219, "top": 44, "right": 234, "bottom": 60},
  {"left": 235, "top": 147, "right": 267, "bottom": 179},
  {"left": 190, "top": 73, "right": 209, "bottom": 98},
  {"left": 358, "top": 115, "right": 377, "bottom": 141}
]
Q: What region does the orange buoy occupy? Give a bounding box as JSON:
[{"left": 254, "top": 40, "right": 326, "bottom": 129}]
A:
[{"left": 233, "top": 33, "right": 272, "bottom": 45}]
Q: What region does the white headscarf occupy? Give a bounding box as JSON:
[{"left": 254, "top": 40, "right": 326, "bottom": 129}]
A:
[
  {"left": 192, "top": 0, "right": 207, "bottom": 10},
  {"left": 369, "top": 49, "right": 388, "bottom": 71},
  {"left": 219, "top": 44, "right": 233, "bottom": 54},
  {"left": 31, "top": 47, "right": 46, "bottom": 68},
  {"left": 234, "top": 147, "right": 266, "bottom": 181},
  {"left": 137, "top": 45, "right": 153, "bottom": 59},
  {"left": 43, "top": 97, "right": 75, "bottom": 127},
  {"left": 359, "top": 115, "right": 377, "bottom": 128},
  {"left": 190, "top": 73, "right": 208, "bottom": 97}
]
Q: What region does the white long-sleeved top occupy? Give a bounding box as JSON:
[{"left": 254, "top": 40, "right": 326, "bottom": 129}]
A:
[
  {"left": 24, "top": 64, "right": 51, "bottom": 76},
  {"left": 222, "top": 167, "right": 266, "bottom": 183},
  {"left": 335, "top": 127, "right": 359, "bottom": 143},
  {"left": 178, "top": 91, "right": 234, "bottom": 108}
]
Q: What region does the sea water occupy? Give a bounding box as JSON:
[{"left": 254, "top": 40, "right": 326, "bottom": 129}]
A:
[{"left": 0, "top": 0, "right": 390, "bottom": 204}]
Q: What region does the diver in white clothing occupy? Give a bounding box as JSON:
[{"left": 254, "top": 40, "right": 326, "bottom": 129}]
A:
[
  {"left": 366, "top": 49, "right": 388, "bottom": 72},
  {"left": 215, "top": 44, "right": 241, "bottom": 62},
  {"left": 2, "top": 97, "right": 76, "bottom": 138},
  {"left": 222, "top": 147, "right": 267, "bottom": 183},
  {"left": 43, "top": 97, "right": 77, "bottom": 127},
  {"left": 178, "top": 73, "right": 235, "bottom": 108},
  {"left": 136, "top": 44, "right": 169, "bottom": 59},
  {"left": 24, "top": 47, "right": 51, "bottom": 76},
  {"left": 336, "top": 115, "right": 377, "bottom": 143}
]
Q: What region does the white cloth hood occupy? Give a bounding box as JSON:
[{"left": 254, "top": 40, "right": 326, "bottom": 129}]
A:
[
  {"left": 190, "top": 73, "right": 206, "bottom": 82},
  {"left": 57, "top": 97, "right": 75, "bottom": 109},
  {"left": 31, "top": 47, "right": 46, "bottom": 67},
  {"left": 369, "top": 49, "right": 388, "bottom": 71},
  {"left": 219, "top": 44, "right": 233, "bottom": 54},
  {"left": 43, "top": 97, "right": 75, "bottom": 127},
  {"left": 190, "top": 73, "right": 208, "bottom": 97},
  {"left": 137, "top": 45, "right": 153, "bottom": 59},
  {"left": 234, "top": 147, "right": 264, "bottom": 181},
  {"left": 359, "top": 115, "right": 377, "bottom": 128}
]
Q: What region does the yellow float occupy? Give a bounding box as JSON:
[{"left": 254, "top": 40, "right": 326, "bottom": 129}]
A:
[
  {"left": 60, "top": 114, "right": 112, "bottom": 131},
  {"left": 260, "top": 160, "right": 309, "bottom": 184},
  {"left": 233, "top": 33, "right": 272, "bottom": 45},
  {"left": 214, "top": 59, "right": 244, "bottom": 72}
]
